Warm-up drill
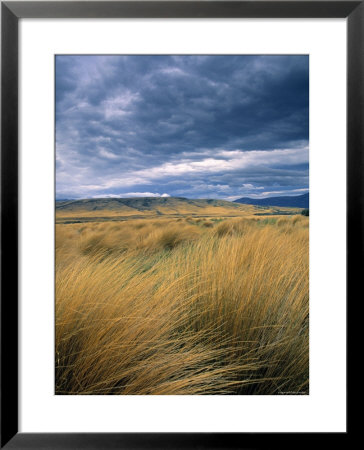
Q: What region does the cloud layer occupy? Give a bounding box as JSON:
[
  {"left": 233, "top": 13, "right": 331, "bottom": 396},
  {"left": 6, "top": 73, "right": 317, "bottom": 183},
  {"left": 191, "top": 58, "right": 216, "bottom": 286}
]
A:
[{"left": 56, "top": 55, "right": 309, "bottom": 199}]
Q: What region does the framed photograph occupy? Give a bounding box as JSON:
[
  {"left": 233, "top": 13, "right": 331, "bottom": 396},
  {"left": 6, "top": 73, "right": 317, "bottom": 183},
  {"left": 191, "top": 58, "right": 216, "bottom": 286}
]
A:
[{"left": 1, "top": 1, "right": 356, "bottom": 448}]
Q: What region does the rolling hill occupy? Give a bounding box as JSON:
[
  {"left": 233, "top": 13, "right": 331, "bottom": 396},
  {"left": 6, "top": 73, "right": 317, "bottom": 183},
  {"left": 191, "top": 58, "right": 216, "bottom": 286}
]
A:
[
  {"left": 56, "top": 197, "right": 256, "bottom": 221},
  {"left": 55, "top": 197, "right": 302, "bottom": 223},
  {"left": 234, "top": 193, "right": 309, "bottom": 208},
  {"left": 56, "top": 196, "right": 247, "bottom": 213}
]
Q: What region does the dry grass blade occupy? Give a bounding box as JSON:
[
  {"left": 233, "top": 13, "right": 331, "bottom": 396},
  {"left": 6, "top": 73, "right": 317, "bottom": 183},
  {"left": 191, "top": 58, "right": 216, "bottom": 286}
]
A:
[{"left": 56, "top": 215, "right": 309, "bottom": 395}]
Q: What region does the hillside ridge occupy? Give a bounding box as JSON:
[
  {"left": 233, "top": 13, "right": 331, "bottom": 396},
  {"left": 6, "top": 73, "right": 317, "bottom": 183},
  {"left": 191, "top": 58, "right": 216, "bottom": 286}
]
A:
[
  {"left": 234, "top": 193, "right": 309, "bottom": 208},
  {"left": 56, "top": 196, "right": 243, "bottom": 212}
]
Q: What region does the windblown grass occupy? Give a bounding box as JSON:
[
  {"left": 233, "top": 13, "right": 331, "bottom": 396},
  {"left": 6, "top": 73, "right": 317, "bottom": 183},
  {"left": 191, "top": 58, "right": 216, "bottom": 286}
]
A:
[{"left": 56, "top": 215, "right": 309, "bottom": 395}]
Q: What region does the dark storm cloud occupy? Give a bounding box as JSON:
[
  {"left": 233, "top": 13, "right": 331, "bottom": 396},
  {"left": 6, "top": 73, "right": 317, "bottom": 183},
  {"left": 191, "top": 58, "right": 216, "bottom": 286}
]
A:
[{"left": 56, "top": 55, "right": 309, "bottom": 199}]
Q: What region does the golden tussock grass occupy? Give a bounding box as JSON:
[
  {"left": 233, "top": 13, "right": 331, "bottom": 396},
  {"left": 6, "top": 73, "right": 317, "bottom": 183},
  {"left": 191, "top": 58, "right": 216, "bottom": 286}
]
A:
[{"left": 56, "top": 215, "right": 309, "bottom": 395}]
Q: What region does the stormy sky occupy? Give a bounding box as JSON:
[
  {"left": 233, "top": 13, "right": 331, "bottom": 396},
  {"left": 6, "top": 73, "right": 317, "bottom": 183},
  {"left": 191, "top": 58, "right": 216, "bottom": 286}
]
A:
[{"left": 56, "top": 55, "right": 309, "bottom": 200}]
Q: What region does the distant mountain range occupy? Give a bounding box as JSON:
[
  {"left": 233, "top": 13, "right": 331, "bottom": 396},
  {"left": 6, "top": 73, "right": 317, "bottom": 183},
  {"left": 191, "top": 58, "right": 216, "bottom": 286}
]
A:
[
  {"left": 55, "top": 196, "right": 256, "bottom": 217},
  {"left": 56, "top": 196, "right": 242, "bottom": 211},
  {"left": 234, "top": 193, "right": 309, "bottom": 208},
  {"left": 55, "top": 196, "right": 305, "bottom": 223},
  {"left": 56, "top": 194, "right": 309, "bottom": 212}
]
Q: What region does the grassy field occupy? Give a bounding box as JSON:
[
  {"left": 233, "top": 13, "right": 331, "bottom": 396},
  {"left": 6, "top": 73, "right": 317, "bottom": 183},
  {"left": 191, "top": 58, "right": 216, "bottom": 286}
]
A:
[{"left": 56, "top": 212, "right": 309, "bottom": 395}]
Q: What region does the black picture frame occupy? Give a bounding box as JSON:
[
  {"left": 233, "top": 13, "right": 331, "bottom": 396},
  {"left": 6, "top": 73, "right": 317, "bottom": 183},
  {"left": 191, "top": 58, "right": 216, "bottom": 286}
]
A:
[{"left": 1, "top": 1, "right": 356, "bottom": 448}]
